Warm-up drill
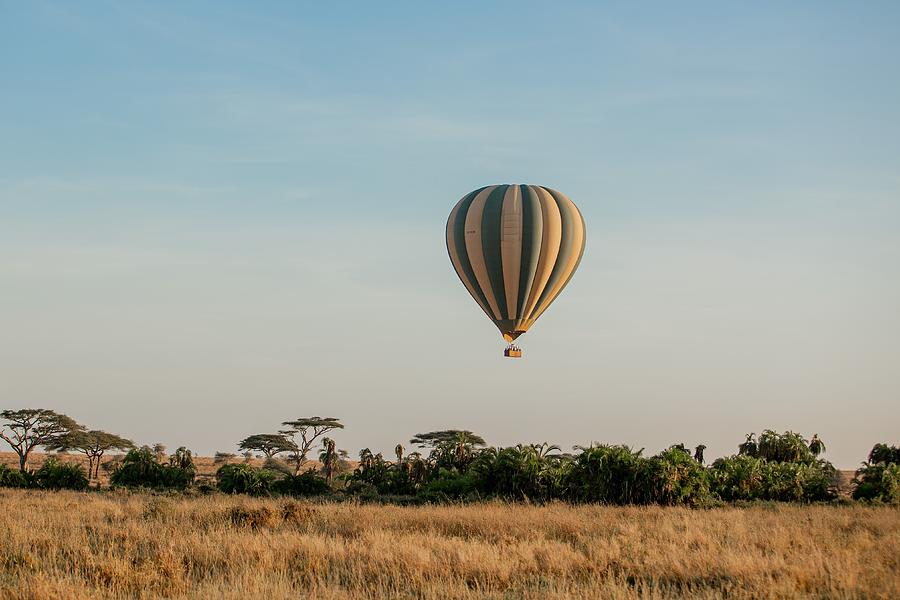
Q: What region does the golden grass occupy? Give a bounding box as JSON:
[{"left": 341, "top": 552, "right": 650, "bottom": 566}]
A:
[{"left": 1, "top": 490, "right": 897, "bottom": 599}]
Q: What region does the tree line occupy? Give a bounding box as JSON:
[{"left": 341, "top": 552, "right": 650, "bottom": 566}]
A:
[{"left": 1, "top": 408, "right": 898, "bottom": 504}]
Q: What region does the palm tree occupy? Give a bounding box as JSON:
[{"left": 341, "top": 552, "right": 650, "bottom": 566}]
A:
[
  {"left": 809, "top": 434, "right": 826, "bottom": 457},
  {"left": 406, "top": 452, "right": 427, "bottom": 487},
  {"left": 738, "top": 434, "right": 757, "bottom": 457},
  {"left": 530, "top": 442, "right": 562, "bottom": 460},
  {"left": 319, "top": 438, "right": 337, "bottom": 485},
  {"left": 694, "top": 444, "right": 707, "bottom": 465}
]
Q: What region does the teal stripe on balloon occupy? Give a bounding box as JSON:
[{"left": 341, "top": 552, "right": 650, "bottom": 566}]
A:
[
  {"left": 449, "top": 187, "right": 492, "bottom": 316},
  {"left": 480, "top": 185, "right": 509, "bottom": 320},
  {"left": 515, "top": 185, "right": 542, "bottom": 320}
]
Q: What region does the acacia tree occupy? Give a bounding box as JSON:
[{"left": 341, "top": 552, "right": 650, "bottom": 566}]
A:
[
  {"left": 0, "top": 409, "right": 81, "bottom": 471},
  {"left": 46, "top": 430, "right": 134, "bottom": 479},
  {"left": 409, "top": 430, "right": 486, "bottom": 449},
  {"left": 238, "top": 433, "right": 297, "bottom": 459},
  {"left": 280, "top": 417, "right": 344, "bottom": 474},
  {"left": 411, "top": 430, "right": 486, "bottom": 473},
  {"left": 152, "top": 443, "right": 167, "bottom": 463}
]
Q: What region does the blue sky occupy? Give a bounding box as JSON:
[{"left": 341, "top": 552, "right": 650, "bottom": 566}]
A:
[{"left": 1, "top": 2, "right": 898, "bottom": 467}]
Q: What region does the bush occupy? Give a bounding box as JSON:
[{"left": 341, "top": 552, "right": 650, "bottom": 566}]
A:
[
  {"left": 648, "top": 447, "right": 711, "bottom": 506},
  {"left": 709, "top": 455, "right": 766, "bottom": 501},
  {"left": 0, "top": 464, "right": 29, "bottom": 488},
  {"left": 710, "top": 455, "right": 836, "bottom": 502},
  {"left": 168, "top": 447, "right": 196, "bottom": 478},
  {"left": 853, "top": 462, "right": 900, "bottom": 503},
  {"left": 34, "top": 458, "right": 89, "bottom": 491},
  {"left": 794, "top": 461, "right": 838, "bottom": 501},
  {"left": 110, "top": 447, "right": 194, "bottom": 490},
  {"left": 565, "top": 445, "right": 652, "bottom": 505},
  {"left": 343, "top": 480, "right": 380, "bottom": 500},
  {"left": 469, "top": 446, "right": 556, "bottom": 502},
  {"left": 418, "top": 470, "right": 479, "bottom": 500},
  {"left": 272, "top": 470, "right": 329, "bottom": 497},
  {"left": 763, "top": 460, "right": 836, "bottom": 502},
  {"left": 216, "top": 463, "right": 275, "bottom": 496},
  {"left": 262, "top": 457, "right": 294, "bottom": 476}
]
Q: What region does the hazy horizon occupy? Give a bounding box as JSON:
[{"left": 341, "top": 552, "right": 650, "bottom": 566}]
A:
[{"left": 2, "top": 3, "right": 898, "bottom": 469}]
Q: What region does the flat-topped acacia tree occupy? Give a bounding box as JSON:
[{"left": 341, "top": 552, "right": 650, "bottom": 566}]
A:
[
  {"left": 46, "top": 430, "right": 134, "bottom": 479},
  {"left": 280, "top": 417, "right": 344, "bottom": 474},
  {"left": 237, "top": 433, "right": 297, "bottom": 459},
  {"left": 409, "top": 430, "right": 486, "bottom": 449},
  {"left": 410, "top": 430, "right": 487, "bottom": 472},
  {"left": 0, "top": 409, "right": 82, "bottom": 471}
]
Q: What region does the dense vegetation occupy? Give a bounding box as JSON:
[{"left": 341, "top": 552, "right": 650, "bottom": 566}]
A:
[
  {"left": 338, "top": 431, "right": 845, "bottom": 506},
  {"left": 1, "top": 408, "right": 898, "bottom": 505},
  {"left": 109, "top": 446, "right": 196, "bottom": 490},
  {"left": 852, "top": 443, "right": 900, "bottom": 502}
]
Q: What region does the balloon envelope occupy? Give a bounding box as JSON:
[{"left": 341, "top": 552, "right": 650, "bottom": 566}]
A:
[{"left": 446, "top": 184, "right": 585, "bottom": 342}]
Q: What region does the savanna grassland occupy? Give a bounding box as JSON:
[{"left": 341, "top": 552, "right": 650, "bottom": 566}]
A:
[{"left": 1, "top": 489, "right": 897, "bottom": 600}]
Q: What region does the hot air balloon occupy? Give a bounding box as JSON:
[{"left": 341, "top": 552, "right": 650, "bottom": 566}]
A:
[{"left": 446, "top": 185, "right": 586, "bottom": 358}]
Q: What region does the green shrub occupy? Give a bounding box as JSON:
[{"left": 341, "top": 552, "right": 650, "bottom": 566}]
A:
[
  {"left": 344, "top": 480, "right": 380, "bottom": 499},
  {"left": 565, "top": 445, "right": 652, "bottom": 505},
  {"left": 469, "top": 446, "right": 552, "bottom": 501},
  {"left": 271, "top": 470, "right": 329, "bottom": 496},
  {"left": 262, "top": 457, "right": 294, "bottom": 476},
  {"left": 349, "top": 449, "right": 393, "bottom": 493},
  {"left": 710, "top": 455, "right": 836, "bottom": 502},
  {"left": 34, "top": 458, "right": 89, "bottom": 491},
  {"left": 795, "top": 460, "right": 838, "bottom": 501},
  {"left": 418, "top": 469, "right": 479, "bottom": 500},
  {"left": 168, "top": 447, "right": 196, "bottom": 478},
  {"left": 0, "top": 464, "right": 29, "bottom": 488},
  {"left": 709, "top": 455, "right": 766, "bottom": 501},
  {"left": 110, "top": 447, "right": 194, "bottom": 490},
  {"left": 216, "top": 463, "right": 275, "bottom": 496},
  {"left": 853, "top": 462, "right": 900, "bottom": 503},
  {"left": 648, "top": 447, "right": 711, "bottom": 506}
]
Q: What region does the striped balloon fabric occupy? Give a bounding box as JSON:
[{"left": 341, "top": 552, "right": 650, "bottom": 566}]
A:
[{"left": 446, "top": 184, "right": 586, "bottom": 342}]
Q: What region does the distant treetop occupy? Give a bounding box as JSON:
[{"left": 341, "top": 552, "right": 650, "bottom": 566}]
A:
[{"left": 409, "top": 430, "right": 486, "bottom": 448}]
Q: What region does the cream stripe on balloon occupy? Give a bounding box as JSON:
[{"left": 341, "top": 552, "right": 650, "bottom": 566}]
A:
[
  {"left": 500, "top": 184, "right": 523, "bottom": 320},
  {"left": 446, "top": 196, "right": 494, "bottom": 321},
  {"left": 526, "top": 191, "right": 585, "bottom": 326},
  {"left": 463, "top": 186, "right": 503, "bottom": 320}
]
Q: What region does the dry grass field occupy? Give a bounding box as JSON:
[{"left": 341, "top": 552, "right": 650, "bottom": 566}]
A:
[{"left": 1, "top": 489, "right": 897, "bottom": 600}]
